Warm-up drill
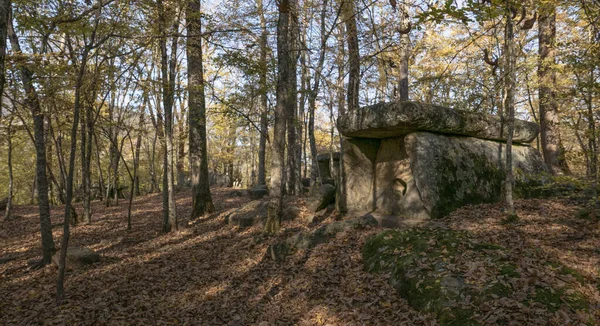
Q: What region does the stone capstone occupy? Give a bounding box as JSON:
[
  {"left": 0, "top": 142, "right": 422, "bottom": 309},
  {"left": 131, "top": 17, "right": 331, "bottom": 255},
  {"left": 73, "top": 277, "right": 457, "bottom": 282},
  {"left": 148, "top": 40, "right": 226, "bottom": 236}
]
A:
[{"left": 338, "top": 101, "right": 539, "bottom": 144}]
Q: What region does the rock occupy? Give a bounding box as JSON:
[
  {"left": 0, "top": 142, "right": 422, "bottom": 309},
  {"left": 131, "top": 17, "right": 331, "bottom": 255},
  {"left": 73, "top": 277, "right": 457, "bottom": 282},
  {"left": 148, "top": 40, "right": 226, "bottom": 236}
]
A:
[
  {"left": 225, "top": 200, "right": 268, "bottom": 228},
  {"left": 317, "top": 153, "right": 341, "bottom": 182},
  {"left": 307, "top": 204, "right": 335, "bottom": 224},
  {"left": 308, "top": 184, "right": 336, "bottom": 212},
  {"left": 342, "top": 138, "right": 379, "bottom": 212},
  {"left": 282, "top": 205, "right": 301, "bottom": 221},
  {"left": 404, "top": 132, "right": 546, "bottom": 218},
  {"left": 51, "top": 247, "right": 100, "bottom": 268},
  {"left": 248, "top": 185, "right": 269, "bottom": 200},
  {"left": 343, "top": 132, "right": 547, "bottom": 221},
  {"left": 338, "top": 101, "right": 540, "bottom": 144}
]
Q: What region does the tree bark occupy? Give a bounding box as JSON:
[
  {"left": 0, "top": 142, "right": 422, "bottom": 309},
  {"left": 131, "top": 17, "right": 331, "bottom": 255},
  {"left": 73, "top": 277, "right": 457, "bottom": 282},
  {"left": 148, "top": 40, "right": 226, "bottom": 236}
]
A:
[
  {"left": 4, "top": 116, "right": 14, "bottom": 221},
  {"left": 286, "top": 0, "right": 300, "bottom": 196},
  {"left": 57, "top": 38, "right": 92, "bottom": 304},
  {"left": 187, "top": 0, "right": 215, "bottom": 219},
  {"left": 7, "top": 15, "right": 56, "bottom": 265},
  {"left": 397, "top": 0, "right": 410, "bottom": 101},
  {"left": 0, "top": 0, "right": 9, "bottom": 101},
  {"left": 159, "top": 0, "right": 178, "bottom": 232},
  {"left": 257, "top": 0, "right": 269, "bottom": 186},
  {"left": 538, "top": 2, "right": 569, "bottom": 175},
  {"left": 265, "top": 0, "right": 292, "bottom": 234},
  {"left": 344, "top": 0, "right": 360, "bottom": 114},
  {"left": 503, "top": 2, "right": 516, "bottom": 217}
]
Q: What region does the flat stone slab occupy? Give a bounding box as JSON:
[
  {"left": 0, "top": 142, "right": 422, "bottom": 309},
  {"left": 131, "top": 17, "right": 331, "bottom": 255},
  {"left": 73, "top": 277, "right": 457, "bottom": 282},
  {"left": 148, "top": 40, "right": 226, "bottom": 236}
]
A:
[{"left": 338, "top": 101, "right": 539, "bottom": 144}]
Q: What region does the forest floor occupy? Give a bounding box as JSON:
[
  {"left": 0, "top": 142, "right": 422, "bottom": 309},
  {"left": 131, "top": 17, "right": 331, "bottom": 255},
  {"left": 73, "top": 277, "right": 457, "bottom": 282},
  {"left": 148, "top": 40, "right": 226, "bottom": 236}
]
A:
[{"left": 0, "top": 188, "right": 599, "bottom": 325}]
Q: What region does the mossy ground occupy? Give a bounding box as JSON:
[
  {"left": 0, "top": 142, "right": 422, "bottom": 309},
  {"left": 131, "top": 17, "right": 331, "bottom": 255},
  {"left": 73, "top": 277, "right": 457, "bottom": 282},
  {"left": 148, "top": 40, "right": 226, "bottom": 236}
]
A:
[{"left": 363, "top": 227, "right": 592, "bottom": 325}]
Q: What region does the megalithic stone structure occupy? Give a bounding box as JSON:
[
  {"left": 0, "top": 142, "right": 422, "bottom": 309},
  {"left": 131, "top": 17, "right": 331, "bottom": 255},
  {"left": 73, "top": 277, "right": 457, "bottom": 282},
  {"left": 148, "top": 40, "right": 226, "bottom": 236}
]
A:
[{"left": 336, "top": 101, "right": 547, "bottom": 220}]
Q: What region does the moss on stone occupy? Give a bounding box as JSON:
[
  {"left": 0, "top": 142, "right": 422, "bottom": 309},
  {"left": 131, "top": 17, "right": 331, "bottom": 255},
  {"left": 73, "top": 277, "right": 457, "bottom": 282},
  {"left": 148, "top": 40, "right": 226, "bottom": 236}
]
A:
[{"left": 363, "top": 227, "right": 591, "bottom": 324}]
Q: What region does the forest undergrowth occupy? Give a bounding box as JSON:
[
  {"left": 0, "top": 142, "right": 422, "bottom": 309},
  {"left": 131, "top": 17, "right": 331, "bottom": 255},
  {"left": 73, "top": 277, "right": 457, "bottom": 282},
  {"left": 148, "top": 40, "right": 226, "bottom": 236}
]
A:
[{"left": 0, "top": 188, "right": 599, "bottom": 325}]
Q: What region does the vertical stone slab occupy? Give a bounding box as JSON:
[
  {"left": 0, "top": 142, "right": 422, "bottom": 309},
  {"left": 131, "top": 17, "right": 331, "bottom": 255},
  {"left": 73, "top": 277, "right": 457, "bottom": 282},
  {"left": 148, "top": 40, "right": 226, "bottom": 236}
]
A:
[
  {"left": 374, "top": 137, "right": 429, "bottom": 219},
  {"left": 342, "top": 137, "right": 380, "bottom": 212}
]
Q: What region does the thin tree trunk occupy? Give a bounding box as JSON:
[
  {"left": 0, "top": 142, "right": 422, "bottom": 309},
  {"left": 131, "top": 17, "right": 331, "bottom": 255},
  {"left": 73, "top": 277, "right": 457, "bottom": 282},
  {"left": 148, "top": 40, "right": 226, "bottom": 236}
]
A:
[
  {"left": 503, "top": 2, "right": 516, "bottom": 217},
  {"left": 344, "top": 0, "right": 360, "bottom": 114},
  {"left": 4, "top": 116, "right": 14, "bottom": 220},
  {"left": 159, "top": 0, "right": 178, "bottom": 232},
  {"left": 257, "top": 0, "right": 269, "bottom": 186},
  {"left": 7, "top": 16, "right": 55, "bottom": 265},
  {"left": 227, "top": 122, "right": 236, "bottom": 188},
  {"left": 0, "top": 0, "right": 9, "bottom": 101},
  {"left": 397, "top": 0, "right": 410, "bottom": 101},
  {"left": 57, "top": 41, "right": 91, "bottom": 304},
  {"left": 265, "top": 0, "right": 292, "bottom": 234},
  {"left": 81, "top": 103, "right": 92, "bottom": 223},
  {"left": 286, "top": 0, "right": 299, "bottom": 196},
  {"left": 93, "top": 131, "right": 105, "bottom": 200}
]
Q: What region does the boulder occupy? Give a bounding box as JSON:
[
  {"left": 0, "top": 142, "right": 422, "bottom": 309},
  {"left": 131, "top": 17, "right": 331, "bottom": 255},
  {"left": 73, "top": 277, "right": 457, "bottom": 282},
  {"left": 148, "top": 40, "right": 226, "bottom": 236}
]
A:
[
  {"left": 51, "top": 247, "right": 100, "bottom": 269},
  {"left": 338, "top": 101, "right": 539, "bottom": 144},
  {"left": 224, "top": 200, "right": 268, "bottom": 228},
  {"left": 282, "top": 205, "right": 301, "bottom": 221},
  {"left": 343, "top": 132, "right": 547, "bottom": 221},
  {"left": 308, "top": 184, "right": 336, "bottom": 212},
  {"left": 248, "top": 185, "right": 269, "bottom": 200}
]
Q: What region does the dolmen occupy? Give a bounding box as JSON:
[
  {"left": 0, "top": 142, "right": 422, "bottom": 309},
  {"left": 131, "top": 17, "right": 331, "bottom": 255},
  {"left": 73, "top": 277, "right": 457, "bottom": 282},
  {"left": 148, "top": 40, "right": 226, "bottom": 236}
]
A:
[{"left": 337, "top": 101, "right": 547, "bottom": 220}]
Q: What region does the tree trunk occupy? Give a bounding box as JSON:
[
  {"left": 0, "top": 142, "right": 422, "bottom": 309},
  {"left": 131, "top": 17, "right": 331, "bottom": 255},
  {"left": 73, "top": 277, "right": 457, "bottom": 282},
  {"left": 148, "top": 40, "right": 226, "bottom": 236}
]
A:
[
  {"left": 265, "top": 0, "right": 292, "bottom": 234},
  {"left": 538, "top": 2, "right": 569, "bottom": 175},
  {"left": 157, "top": 0, "right": 179, "bottom": 232},
  {"left": 344, "top": 0, "right": 360, "bottom": 114},
  {"left": 257, "top": 0, "right": 269, "bottom": 186},
  {"left": 7, "top": 16, "right": 55, "bottom": 265},
  {"left": 57, "top": 43, "right": 90, "bottom": 304},
  {"left": 397, "top": 1, "right": 410, "bottom": 101},
  {"left": 336, "top": 23, "right": 347, "bottom": 213},
  {"left": 503, "top": 2, "right": 516, "bottom": 217},
  {"left": 286, "top": 0, "right": 299, "bottom": 196},
  {"left": 227, "top": 122, "right": 236, "bottom": 188},
  {"left": 4, "top": 117, "right": 14, "bottom": 220},
  {"left": 187, "top": 0, "right": 215, "bottom": 219},
  {"left": 0, "top": 0, "right": 9, "bottom": 101},
  {"left": 80, "top": 103, "right": 93, "bottom": 223}
]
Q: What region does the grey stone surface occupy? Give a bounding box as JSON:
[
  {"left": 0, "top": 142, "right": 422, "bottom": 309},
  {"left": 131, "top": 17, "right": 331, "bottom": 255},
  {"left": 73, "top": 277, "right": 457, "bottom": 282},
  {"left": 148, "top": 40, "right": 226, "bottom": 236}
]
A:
[
  {"left": 224, "top": 200, "right": 268, "bottom": 228},
  {"left": 338, "top": 101, "right": 539, "bottom": 144},
  {"left": 52, "top": 247, "right": 100, "bottom": 268},
  {"left": 343, "top": 132, "right": 547, "bottom": 221},
  {"left": 342, "top": 138, "right": 380, "bottom": 212},
  {"left": 307, "top": 184, "right": 336, "bottom": 212}
]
